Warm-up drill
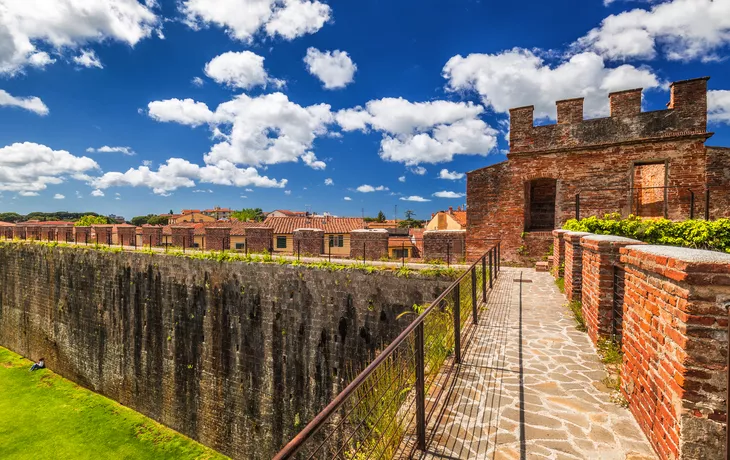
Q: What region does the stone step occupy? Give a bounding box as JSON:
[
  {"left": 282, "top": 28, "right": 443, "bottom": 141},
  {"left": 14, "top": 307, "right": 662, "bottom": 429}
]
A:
[{"left": 535, "top": 261, "right": 549, "bottom": 272}]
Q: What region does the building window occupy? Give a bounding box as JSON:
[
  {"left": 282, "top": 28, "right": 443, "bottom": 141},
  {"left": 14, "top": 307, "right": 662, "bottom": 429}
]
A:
[
  {"left": 393, "top": 248, "right": 409, "bottom": 258},
  {"left": 329, "top": 234, "right": 344, "bottom": 247},
  {"left": 276, "top": 236, "right": 287, "bottom": 249},
  {"left": 235, "top": 243, "right": 245, "bottom": 250},
  {"left": 192, "top": 243, "right": 200, "bottom": 248}
]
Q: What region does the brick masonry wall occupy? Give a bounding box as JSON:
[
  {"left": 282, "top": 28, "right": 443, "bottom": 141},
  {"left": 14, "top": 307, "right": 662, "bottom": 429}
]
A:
[
  {"left": 117, "top": 227, "right": 136, "bottom": 246},
  {"left": 26, "top": 225, "right": 41, "bottom": 240},
  {"left": 13, "top": 225, "right": 25, "bottom": 239},
  {"left": 564, "top": 232, "right": 591, "bottom": 302},
  {"left": 349, "top": 229, "right": 389, "bottom": 260},
  {"left": 466, "top": 78, "right": 730, "bottom": 263},
  {"left": 40, "top": 226, "right": 55, "bottom": 241},
  {"left": 620, "top": 246, "right": 730, "bottom": 460},
  {"left": 74, "top": 226, "right": 91, "bottom": 244},
  {"left": 141, "top": 227, "right": 163, "bottom": 246},
  {"left": 204, "top": 227, "right": 231, "bottom": 251},
  {"left": 293, "top": 229, "right": 324, "bottom": 256},
  {"left": 93, "top": 225, "right": 113, "bottom": 245},
  {"left": 552, "top": 229, "right": 569, "bottom": 278},
  {"left": 423, "top": 231, "right": 466, "bottom": 263},
  {"left": 245, "top": 227, "right": 273, "bottom": 253},
  {"left": 580, "top": 235, "right": 644, "bottom": 345},
  {"left": 0, "top": 242, "right": 452, "bottom": 460},
  {"left": 57, "top": 226, "right": 74, "bottom": 243},
  {"left": 171, "top": 226, "right": 195, "bottom": 248}
]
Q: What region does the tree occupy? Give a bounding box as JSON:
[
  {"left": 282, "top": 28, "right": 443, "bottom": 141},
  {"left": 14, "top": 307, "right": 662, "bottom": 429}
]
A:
[
  {"left": 0, "top": 212, "right": 23, "bottom": 223},
  {"left": 404, "top": 210, "right": 416, "bottom": 220},
  {"left": 75, "top": 215, "right": 109, "bottom": 226},
  {"left": 131, "top": 215, "right": 151, "bottom": 226},
  {"left": 398, "top": 210, "right": 422, "bottom": 228},
  {"left": 232, "top": 208, "right": 264, "bottom": 222},
  {"left": 147, "top": 215, "right": 169, "bottom": 226},
  {"left": 376, "top": 210, "right": 386, "bottom": 223}
]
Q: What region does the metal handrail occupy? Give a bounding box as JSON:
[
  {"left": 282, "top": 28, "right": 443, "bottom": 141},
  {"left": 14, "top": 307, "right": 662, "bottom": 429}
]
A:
[{"left": 273, "top": 242, "right": 500, "bottom": 459}]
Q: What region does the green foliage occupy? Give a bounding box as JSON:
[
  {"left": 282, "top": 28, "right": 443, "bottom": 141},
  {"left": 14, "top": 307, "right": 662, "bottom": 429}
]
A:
[
  {"left": 555, "top": 277, "right": 565, "bottom": 293},
  {"left": 568, "top": 301, "right": 586, "bottom": 332},
  {"left": 75, "top": 215, "right": 110, "bottom": 226},
  {"left": 0, "top": 212, "right": 24, "bottom": 223},
  {"left": 132, "top": 215, "right": 168, "bottom": 226},
  {"left": 231, "top": 208, "right": 264, "bottom": 222},
  {"left": 563, "top": 214, "right": 730, "bottom": 253},
  {"left": 597, "top": 338, "right": 623, "bottom": 366},
  {"left": 376, "top": 210, "right": 386, "bottom": 223},
  {"left": 0, "top": 211, "right": 106, "bottom": 223},
  {"left": 0, "top": 346, "right": 224, "bottom": 460},
  {"left": 147, "top": 215, "right": 168, "bottom": 226}
]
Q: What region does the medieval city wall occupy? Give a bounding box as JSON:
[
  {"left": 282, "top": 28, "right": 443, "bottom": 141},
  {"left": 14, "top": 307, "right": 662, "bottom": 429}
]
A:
[{"left": 0, "top": 242, "right": 451, "bottom": 459}]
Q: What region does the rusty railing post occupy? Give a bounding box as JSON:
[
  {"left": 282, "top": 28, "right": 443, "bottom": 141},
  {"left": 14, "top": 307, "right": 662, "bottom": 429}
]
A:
[
  {"left": 446, "top": 241, "right": 451, "bottom": 268},
  {"left": 402, "top": 242, "right": 405, "bottom": 267},
  {"left": 705, "top": 187, "right": 711, "bottom": 221},
  {"left": 689, "top": 189, "right": 695, "bottom": 220},
  {"left": 489, "top": 248, "right": 493, "bottom": 289},
  {"left": 415, "top": 321, "right": 426, "bottom": 451},
  {"left": 453, "top": 283, "right": 461, "bottom": 364},
  {"left": 297, "top": 240, "right": 301, "bottom": 261},
  {"left": 245, "top": 236, "right": 248, "bottom": 256},
  {"left": 482, "top": 254, "right": 487, "bottom": 301},
  {"left": 471, "top": 265, "right": 478, "bottom": 324}
]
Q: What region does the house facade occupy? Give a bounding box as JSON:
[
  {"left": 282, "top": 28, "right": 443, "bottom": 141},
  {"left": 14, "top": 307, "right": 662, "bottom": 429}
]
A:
[
  {"left": 263, "top": 216, "right": 365, "bottom": 256},
  {"left": 467, "top": 77, "right": 730, "bottom": 263}
]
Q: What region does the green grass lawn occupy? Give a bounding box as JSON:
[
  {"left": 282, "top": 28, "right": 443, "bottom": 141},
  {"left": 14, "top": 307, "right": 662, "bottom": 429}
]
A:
[{"left": 0, "top": 346, "right": 227, "bottom": 460}]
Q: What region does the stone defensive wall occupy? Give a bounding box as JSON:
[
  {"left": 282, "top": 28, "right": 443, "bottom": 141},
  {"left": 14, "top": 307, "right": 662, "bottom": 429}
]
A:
[{"left": 0, "top": 242, "right": 452, "bottom": 459}]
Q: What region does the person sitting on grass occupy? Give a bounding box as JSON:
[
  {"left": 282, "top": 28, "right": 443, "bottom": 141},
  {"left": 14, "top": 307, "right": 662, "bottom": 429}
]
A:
[{"left": 29, "top": 357, "right": 45, "bottom": 372}]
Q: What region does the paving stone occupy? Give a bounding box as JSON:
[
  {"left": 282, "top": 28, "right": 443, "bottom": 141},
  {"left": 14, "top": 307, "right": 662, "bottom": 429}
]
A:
[{"left": 406, "top": 268, "right": 657, "bottom": 460}]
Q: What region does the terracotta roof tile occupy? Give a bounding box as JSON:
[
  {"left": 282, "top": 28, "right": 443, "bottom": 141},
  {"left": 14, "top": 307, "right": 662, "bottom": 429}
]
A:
[
  {"left": 263, "top": 216, "right": 365, "bottom": 234},
  {"left": 452, "top": 211, "right": 467, "bottom": 227}
]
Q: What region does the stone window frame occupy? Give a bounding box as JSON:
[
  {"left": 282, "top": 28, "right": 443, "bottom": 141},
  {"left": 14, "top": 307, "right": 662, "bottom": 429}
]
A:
[
  {"left": 393, "top": 248, "right": 409, "bottom": 259},
  {"left": 235, "top": 243, "right": 245, "bottom": 250},
  {"left": 276, "top": 236, "right": 287, "bottom": 249}
]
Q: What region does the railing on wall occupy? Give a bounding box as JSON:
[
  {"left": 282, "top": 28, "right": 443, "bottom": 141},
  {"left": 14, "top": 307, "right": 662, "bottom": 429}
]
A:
[
  {"left": 272, "top": 243, "right": 501, "bottom": 460},
  {"left": 574, "top": 185, "right": 728, "bottom": 221}
]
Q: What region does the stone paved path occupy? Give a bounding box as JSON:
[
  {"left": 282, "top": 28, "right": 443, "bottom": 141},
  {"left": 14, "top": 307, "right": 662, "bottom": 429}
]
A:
[{"left": 412, "top": 267, "right": 657, "bottom": 460}]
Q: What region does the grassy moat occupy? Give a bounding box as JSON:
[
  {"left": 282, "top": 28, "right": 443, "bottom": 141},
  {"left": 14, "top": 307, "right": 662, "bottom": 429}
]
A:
[{"left": 0, "top": 346, "right": 226, "bottom": 460}]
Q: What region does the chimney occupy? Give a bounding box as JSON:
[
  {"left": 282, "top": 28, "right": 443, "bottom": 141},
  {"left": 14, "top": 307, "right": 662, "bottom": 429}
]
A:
[
  {"left": 668, "top": 77, "right": 709, "bottom": 131},
  {"left": 509, "top": 105, "right": 534, "bottom": 152},
  {"left": 448, "top": 206, "right": 453, "bottom": 213},
  {"left": 609, "top": 88, "right": 642, "bottom": 118},
  {"left": 556, "top": 98, "right": 584, "bottom": 124}
]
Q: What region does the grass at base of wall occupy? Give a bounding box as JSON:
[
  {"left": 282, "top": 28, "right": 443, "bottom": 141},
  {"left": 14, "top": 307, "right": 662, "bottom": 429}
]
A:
[
  {"left": 567, "top": 300, "right": 586, "bottom": 332},
  {"left": 555, "top": 277, "right": 565, "bottom": 293},
  {"left": 0, "top": 346, "right": 226, "bottom": 460}
]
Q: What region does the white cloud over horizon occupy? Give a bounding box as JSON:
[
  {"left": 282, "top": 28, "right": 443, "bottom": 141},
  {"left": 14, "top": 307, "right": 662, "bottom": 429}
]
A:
[
  {"left": 204, "top": 51, "right": 284, "bottom": 90},
  {"left": 304, "top": 48, "right": 357, "bottom": 89},
  {"left": 438, "top": 169, "right": 465, "bottom": 180},
  {"left": 86, "top": 146, "right": 136, "bottom": 156},
  {"left": 433, "top": 191, "right": 465, "bottom": 198},
  {"left": 709, "top": 90, "right": 730, "bottom": 125},
  {"left": 356, "top": 184, "right": 388, "bottom": 193},
  {"left": 400, "top": 195, "right": 430, "bottom": 202},
  {"left": 0, "top": 89, "right": 49, "bottom": 115}
]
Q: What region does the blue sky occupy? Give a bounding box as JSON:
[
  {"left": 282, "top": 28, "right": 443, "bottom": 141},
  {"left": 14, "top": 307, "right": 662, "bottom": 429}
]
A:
[{"left": 0, "top": 0, "right": 729, "bottom": 220}]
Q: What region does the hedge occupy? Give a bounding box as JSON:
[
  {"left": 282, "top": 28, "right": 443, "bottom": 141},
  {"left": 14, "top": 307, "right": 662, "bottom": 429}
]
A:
[{"left": 563, "top": 214, "right": 730, "bottom": 253}]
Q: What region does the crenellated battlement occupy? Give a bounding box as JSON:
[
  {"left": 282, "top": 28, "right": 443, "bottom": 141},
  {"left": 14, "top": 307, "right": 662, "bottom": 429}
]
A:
[{"left": 509, "top": 77, "right": 710, "bottom": 154}]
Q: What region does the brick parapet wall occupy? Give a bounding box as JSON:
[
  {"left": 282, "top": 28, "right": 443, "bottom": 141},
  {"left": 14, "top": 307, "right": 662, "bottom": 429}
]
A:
[
  {"left": 293, "top": 229, "right": 324, "bottom": 256},
  {"left": 423, "top": 230, "right": 466, "bottom": 263},
  {"left": 564, "top": 232, "right": 591, "bottom": 302},
  {"left": 13, "top": 225, "right": 25, "bottom": 239},
  {"left": 245, "top": 227, "right": 273, "bottom": 253},
  {"left": 1, "top": 225, "right": 15, "bottom": 239},
  {"left": 40, "top": 226, "right": 55, "bottom": 241},
  {"left": 620, "top": 245, "right": 730, "bottom": 460},
  {"left": 349, "top": 229, "right": 389, "bottom": 260},
  {"left": 74, "top": 226, "right": 91, "bottom": 244},
  {"left": 93, "top": 225, "right": 113, "bottom": 245},
  {"left": 57, "top": 226, "right": 74, "bottom": 243},
  {"left": 552, "top": 229, "right": 569, "bottom": 278},
  {"left": 170, "top": 226, "right": 195, "bottom": 248},
  {"left": 204, "top": 227, "right": 231, "bottom": 251},
  {"left": 141, "top": 227, "right": 163, "bottom": 246},
  {"left": 580, "top": 235, "right": 645, "bottom": 345},
  {"left": 117, "top": 227, "right": 137, "bottom": 246}
]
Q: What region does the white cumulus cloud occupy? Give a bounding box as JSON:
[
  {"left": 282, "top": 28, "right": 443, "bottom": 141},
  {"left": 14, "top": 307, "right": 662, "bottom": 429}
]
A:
[
  {"left": 400, "top": 195, "right": 430, "bottom": 202},
  {"left": 324, "top": 178, "right": 333, "bottom": 185},
  {"left": 192, "top": 76, "right": 204, "bottom": 87},
  {"left": 0, "top": 0, "right": 160, "bottom": 75},
  {"left": 0, "top": 89, "right": 49, "bottom": 115},
  {"left": 709, "top": 90, "right": 730, "bottom": 125},
  {"left": 410, "top": 166, "right": 427, "bottom": 175},
  {"left": 343, "top": 196, "right": 352, "bottom": 201},
  {"left": 73, "top": 49, "right": 103, "bottom": 69},
  {"left": 398, "top": 176, "right": 406, "bottom": 183},
  {"left": 86, "top": 146, "right": 136, "bottom": 156},
  {"left": 438, "top": 169, "right": 464, "bottom": 180},
  {"left": 356, "top": 184, "right": 388, "bottom": 193},
  {"left": 0, "top": 142, "right": 99, "bottom": 194},
  {"left": 91, "top": 189, "right": 105, "bottom": 197},
  {"left": 180, "top": 0, "right": 330, "bottom": 42},
  {"left": 204, "top": 51, "right": 284, "bottom": 90},
  {"left": 304, "top": 47, "right": 357, "bottom": 89},
  {"left": 53, "top": 193, "right": 65, "bottom": 199},
  {"left": 444, "top": 49, "right": 663, "bottom": 121},
  {"left": 575, "top": 0, "right": 730, "bottom": 62},
  {"left": 147, "top": 98, "right": 215, "bottom": 127},
  {"left": 336, "top": 98, "right": 497, "bottom": 165},
  {"left": 433, "top": 191, "right": 465, "bottom": 199}
]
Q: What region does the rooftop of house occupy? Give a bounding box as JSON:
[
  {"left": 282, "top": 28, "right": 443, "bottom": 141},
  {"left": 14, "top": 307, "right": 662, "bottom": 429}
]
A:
[
  {"left": 269, "top": 210, "right": 308, "bottom": 217},
  {"left": 263, "top": 216, "right": 365, "bottom": 234}
]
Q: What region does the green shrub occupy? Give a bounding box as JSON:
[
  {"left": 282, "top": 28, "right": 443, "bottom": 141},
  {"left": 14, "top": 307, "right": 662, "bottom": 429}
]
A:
[
  {"left": 568, "top": 301, "right": 586, "bottom": 332},
  {"left": 564, "top": 214, "right": 730, "bottom": 253}
]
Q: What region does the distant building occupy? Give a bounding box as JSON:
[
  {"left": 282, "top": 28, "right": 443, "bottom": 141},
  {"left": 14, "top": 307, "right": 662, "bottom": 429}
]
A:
[
  {"left": 108, "top": 214, "right": 126, "bottom": 224},
  {"left": 168, "top": 210, "right": 216, "bottom": 224},
  {"left": 202, "top": 207, "right": 233, "bottom": 220},
  {"left": 267, "top": 210, "right": 308, "bottom": 218},
  {"left": 263, "top": 216, "right": 365, "bottom": 256},
  {"left": 425, "top": 207, "right": 466, "bottom": 231}
]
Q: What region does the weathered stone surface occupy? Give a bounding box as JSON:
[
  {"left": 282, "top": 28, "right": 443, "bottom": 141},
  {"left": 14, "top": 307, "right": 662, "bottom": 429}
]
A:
[
  {"left": 293, "top": 228, "right": 324, "bottom": 256},
  {"left": 349, "top": 229, "right": 388, "bottom": 260},
  {"left": 0, "top": 242, "right": 451, "bottom": 459},
  {"left": 423, "top": 230, "right": 466, "bottom": 263}
]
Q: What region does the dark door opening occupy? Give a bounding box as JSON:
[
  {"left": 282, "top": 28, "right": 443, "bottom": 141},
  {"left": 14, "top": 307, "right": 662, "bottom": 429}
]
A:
[{"left": 525, "top": 178, "right": 557, "bottom": 231}]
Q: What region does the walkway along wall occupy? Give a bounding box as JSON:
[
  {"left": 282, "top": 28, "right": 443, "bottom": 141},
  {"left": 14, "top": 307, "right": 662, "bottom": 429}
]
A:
[
  {"left": 0, "top": 242, "right": 451, "bottom": 460},
  {"left": 619, "top": 246, "right": 730, "bottom": 460}
]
